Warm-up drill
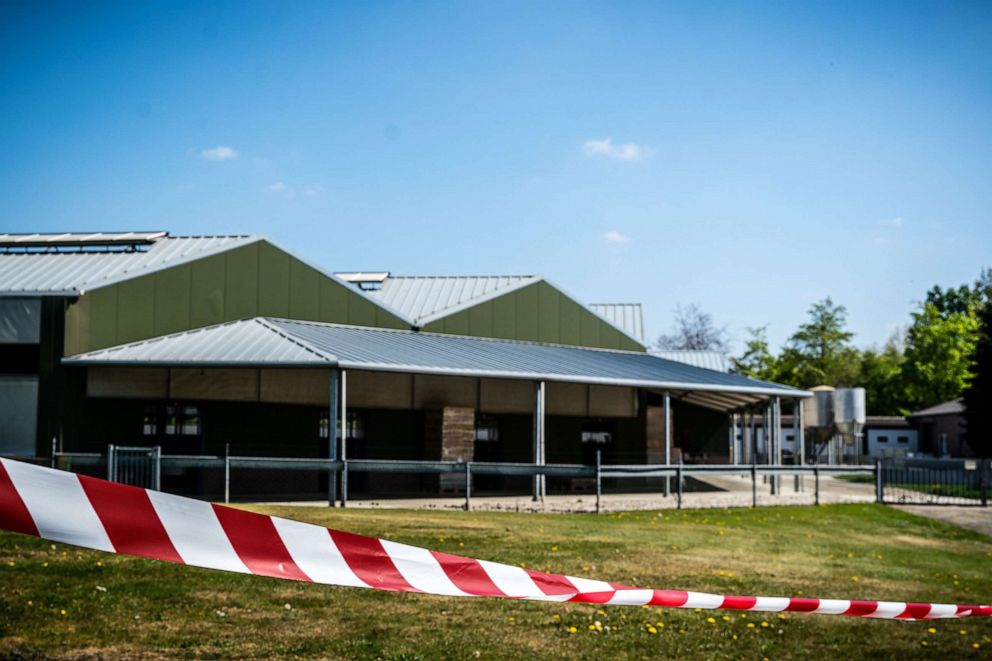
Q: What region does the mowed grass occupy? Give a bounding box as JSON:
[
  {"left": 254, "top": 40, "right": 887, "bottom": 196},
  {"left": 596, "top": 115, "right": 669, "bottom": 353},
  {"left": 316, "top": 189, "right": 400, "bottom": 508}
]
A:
[{"left": 1, "top": 504, "right": 991, "bottom": 660}]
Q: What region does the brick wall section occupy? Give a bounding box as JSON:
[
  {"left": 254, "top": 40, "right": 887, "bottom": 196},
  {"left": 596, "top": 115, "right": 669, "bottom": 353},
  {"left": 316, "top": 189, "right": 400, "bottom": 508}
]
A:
[{"left": 424, "top": 407, "right": 475, "bottom": 493}]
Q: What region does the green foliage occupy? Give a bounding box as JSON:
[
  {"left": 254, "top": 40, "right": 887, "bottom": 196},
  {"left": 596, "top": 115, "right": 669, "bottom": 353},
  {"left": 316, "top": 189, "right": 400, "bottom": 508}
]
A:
[
  {"left": 772, "top": 298, "right": 862, "bottom": 388},
  {"left": 730, "top": 326, "right": 779, "bottom": 382},
  {"left": 857, "top": 334, "right": 908, "bottom": 415},
  {"left": 962, "top": 304, "right": 992, "bottom": 457},
  {"left": 901, "top": 303, "right": 979, "bottom": 410},
  {"left": 731, "top": 269, "right": 990, "bottom": 416}
]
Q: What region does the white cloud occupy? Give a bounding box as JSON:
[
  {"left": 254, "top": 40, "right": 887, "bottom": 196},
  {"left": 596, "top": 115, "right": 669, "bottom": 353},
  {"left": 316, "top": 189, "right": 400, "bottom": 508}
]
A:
[
  {"left": 879, "top": 216, "right": 904, "bottom": 228},
  {"left": 583, "top": 138, "right": 654, "bottom": 162},
  {"left": 601, "top": 230, "right": 630, "bottom": 244},
  {"left": 201, "top": 146, "right": 238, "bottom": 161}
]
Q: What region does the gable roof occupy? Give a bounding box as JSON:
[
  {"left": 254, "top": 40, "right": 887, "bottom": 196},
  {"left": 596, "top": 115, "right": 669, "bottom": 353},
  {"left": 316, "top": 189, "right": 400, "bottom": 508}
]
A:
[
  {"left": 650, "top": 350, "right": 729, "bottom": 373},
  {"left": 335, "top": 274, "right": 541, "bottom": 326},
  {"left": 589, "top": 303, "right": 645, "bottom": 342},
  {"left": 0, "top": 234, "right": 259, "bottom": 296},
  {"left": 64, "top": 316, "right": 810, "bottom": 411}
]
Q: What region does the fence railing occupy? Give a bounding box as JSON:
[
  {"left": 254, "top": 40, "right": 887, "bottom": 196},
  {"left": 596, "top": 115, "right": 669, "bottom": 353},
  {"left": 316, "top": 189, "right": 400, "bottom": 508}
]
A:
[{"left": 41, "top": 448, "right": 892, "bottom": 513}]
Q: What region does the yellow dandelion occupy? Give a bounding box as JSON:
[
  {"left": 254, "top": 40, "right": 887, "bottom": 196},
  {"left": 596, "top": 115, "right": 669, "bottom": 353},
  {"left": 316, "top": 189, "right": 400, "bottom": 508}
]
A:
[
  {"left": 777, "top": 614, "right": 786, "bottom": 620},
  {"left": 747, "top": 623, "right": 755, "bottom": 629},
  {"left": 656, "top": 622, "right": 665, "bottom": 627},
  {"left": 458, "top": 542, "right": 464, "bottom": 547},
  {"left": 851, "top": 576, "right": 859, "bottom": 582},
  {"left": 96, "top": 561, "right": 103, "bottom": 567},
  {"left": 648, "top": 626, "right": 658, "bottom": 634},
  {"left": 59, "top": 609, "right": 66, "bottom": 616},
  {"left": 568, "top": 626, "right": 577, "bottom": 634},
  {"left": 597, "top": 609, "right": 606, "bottom": 615},
  {"left": 722, "top": 615, "right": 730, "bottom": 621},
  {"left": 694, "top": 608, "right": 702, "bottom": 613},
  {"left": 760, "top": 621, "right": 770, "bottom": 628},
  {"left": 920, "top": 641, "right": 928, "bottom": 647},
  {"left": 973, "top": 643, "right": 980, "bottom": 650},
  {"left": 588, "top": 624, "right": 596, "bottom": 631},
  {"left": 960, "top": 629, "right": 967, "bottom": 635},
  {"left": 927, "top": 627, "right": 937, "bottom": 634},
  {"left": 740, "top": 613, "right": 747, "bottom": 618},
  {"left": 42, "top": 562, "right": 48, "bottom": 568},
  {"left": 552, "top": 614, "right": 560, "bottom": 621},
  {"left": 551, "top": 546, "right": 558, "bottom": 552},
  {"left": 732, "top": 634, "right": 738, "bottom": 640},
  {"left": 707, "top": 617, "right": 716, "bottom": 624}
]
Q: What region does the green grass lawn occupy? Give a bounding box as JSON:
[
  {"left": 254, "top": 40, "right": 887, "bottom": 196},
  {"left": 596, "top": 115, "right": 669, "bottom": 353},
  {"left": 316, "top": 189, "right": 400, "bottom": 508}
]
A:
[{"left": 1, "top": 503, "right": 990, "bottom": 659}]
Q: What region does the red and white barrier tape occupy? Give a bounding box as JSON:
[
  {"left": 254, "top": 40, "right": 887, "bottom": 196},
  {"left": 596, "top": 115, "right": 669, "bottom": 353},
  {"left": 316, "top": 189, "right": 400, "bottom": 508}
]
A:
[{"left": 0, "top": 459, "right": 988, "bottom": 620}]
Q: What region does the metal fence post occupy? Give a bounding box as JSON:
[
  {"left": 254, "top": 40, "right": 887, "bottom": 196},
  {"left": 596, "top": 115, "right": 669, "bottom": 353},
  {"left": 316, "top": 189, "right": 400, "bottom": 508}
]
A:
[
  {"left": 107, "top": 444, "right": 115, "bottom": 481},
  {"left": 875, "top": 458, "right": 883, "bottom": 505},
  {"left": 224, "top": 443, "right": 231, "bottom": 504},
  {"left": 50, "top": 437, "right": 57, "bottom": 469},
  {"left": 981, "top": 459, "right": 989, "bottom": 508},
  {"left": 751, "top": 464, "right": 757, "bottom": 508},
  {"left": 676, "top": 459, "right": 683, "bottom": 510},
  {"left": 341, "top": 460, "right": 348, "bottom": 508},
  {"left": 152, "top": 446, "right": 161, "bottom": 491},
  {"left": 464, "top": 462, "right": 471, "bottom": 511},
  {"left": 595, "top": 448, "right": 602, "bottom": 515},
  {"left": 814, "top": 464, "right": 820, "bottom": 506}
]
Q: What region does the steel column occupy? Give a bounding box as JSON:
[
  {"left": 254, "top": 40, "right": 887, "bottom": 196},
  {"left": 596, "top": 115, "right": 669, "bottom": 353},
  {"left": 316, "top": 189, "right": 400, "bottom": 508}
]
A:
[
  {"left": 328, "top": 368, "right": 339, "bottom": 507},
  {"left": 532, "top": 380, "right": 545, "bottom": 502},
  {"left": 340, "top": 369, "right": 348, "bottom": 508},
  {"left": 664, "top": 391, "right": 672, "bottom": 496}
]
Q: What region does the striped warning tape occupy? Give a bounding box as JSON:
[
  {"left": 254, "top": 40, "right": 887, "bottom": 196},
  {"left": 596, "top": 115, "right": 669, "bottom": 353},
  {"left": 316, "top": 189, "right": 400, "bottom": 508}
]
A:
[{"left": 0, "top": 458, "right": 988, "bottom": 620}]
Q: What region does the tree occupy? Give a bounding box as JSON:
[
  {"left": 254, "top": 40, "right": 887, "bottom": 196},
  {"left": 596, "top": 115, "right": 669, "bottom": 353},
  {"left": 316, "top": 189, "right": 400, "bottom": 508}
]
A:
[
  {"left": 655, "top": 303, "right": 729, "bottom": 352},
  {"left": 776, "top": 298, "right": 861, "bottom": 387},
  {"left": 858, "top": 332, "right": 907, "bottom": 415},
  {"left": 901, "top": 303, "right": 979, "bottom": 410},
  {"left": 731, "top": 326, "right": 780, "bottom": 381},
  {"left": 961, "top": 304, "right": 991, "bottom": 457}
]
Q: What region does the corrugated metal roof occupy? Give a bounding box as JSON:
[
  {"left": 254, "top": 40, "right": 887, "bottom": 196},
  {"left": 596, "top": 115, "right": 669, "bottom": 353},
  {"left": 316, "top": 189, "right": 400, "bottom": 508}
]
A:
[
  {"left": 354, "top": 275, "right": 541, "bottom": 325},
  {"left": 650, "top": 350, "right": 729, "bottom": 373},
  {"left": 65, "top": 317, "right": 809, "bottom": 409},
  {"left": 0, "top": 235, "right": 260, "bottom": 296},
  {"left": 589, "top": 303, "right": 645, "bottom": 342}
]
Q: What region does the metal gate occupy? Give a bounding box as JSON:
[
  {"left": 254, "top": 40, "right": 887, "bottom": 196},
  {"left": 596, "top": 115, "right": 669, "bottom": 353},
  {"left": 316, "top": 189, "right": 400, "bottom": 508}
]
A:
[
  {"left": 879, "top": 458, "right": 989, "bottom": 506},
  {"left": 107, "top": 445, "right": 161, "bottom": 490}
]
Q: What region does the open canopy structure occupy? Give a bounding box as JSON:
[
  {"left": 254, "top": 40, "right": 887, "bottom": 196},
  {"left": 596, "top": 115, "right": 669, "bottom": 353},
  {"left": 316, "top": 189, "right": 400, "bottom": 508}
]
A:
[{"left": 64, "top": 317, "right": 809, "bottom": 412}]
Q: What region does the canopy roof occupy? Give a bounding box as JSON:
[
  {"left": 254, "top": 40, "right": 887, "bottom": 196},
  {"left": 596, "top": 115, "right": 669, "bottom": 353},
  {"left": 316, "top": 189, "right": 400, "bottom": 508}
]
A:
[{"left": 65, "top": 317, "right": 809, "bottom": 411}]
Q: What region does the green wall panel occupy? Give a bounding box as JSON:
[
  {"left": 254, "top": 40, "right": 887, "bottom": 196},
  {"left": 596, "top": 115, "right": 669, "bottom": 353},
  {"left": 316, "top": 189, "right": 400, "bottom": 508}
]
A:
[
  {"left": 153, "top": 264, "right": 191, "bottom": 336},
  {"left": 288, "top": 260, "right": 320, "bottom": 321},
  {"left": 537, "top": 282, "right": 561, "bottom": 344},
  {"left": 468, "top": 301, "right": 493, "bottom": 337},
  {"left": 513, "top": 283, "right": 540, "bottom": 342},
  {"left": 257, "top": 242, "right": 290, "bottom": 317},
  {"left": 492, "top": 293, "right": 516, "bottom": 339},
  {"left": 225, "top": 242, "right": 258, "bottom": 319},
  {"left": 558, "top": 294, "right": 581, "bottom": 347},
  {"left": 190, "top": 253, "right": 227, "bottom": 329},
  {"left": 65, "top": 239, "right": 409, "bottom": 354},
  {"left": 116, "top": 277, "right": 155, "bottom": 344}
]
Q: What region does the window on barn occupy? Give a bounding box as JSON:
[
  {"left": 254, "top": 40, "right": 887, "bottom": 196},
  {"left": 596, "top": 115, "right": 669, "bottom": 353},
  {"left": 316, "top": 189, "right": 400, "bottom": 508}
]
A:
[
  {"left": 897, "top": 436, "right": 909, "bottom": 444},
  {"left": 475, "top": 415, "right": 499, "bottom": 442},
  {"left": 877, "top": 436, "right": 888, "bottom": 443}
]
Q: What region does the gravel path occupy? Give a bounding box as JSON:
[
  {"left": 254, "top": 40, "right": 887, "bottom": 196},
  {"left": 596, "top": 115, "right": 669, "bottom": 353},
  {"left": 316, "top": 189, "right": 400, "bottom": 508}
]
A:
[{"left": 893, "top": 505, "right": 992, "bottom": 537}]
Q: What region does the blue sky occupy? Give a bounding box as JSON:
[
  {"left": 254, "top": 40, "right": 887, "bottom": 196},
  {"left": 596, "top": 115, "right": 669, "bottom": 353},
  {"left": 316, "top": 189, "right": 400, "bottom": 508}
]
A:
[{"left": 1, "top": 1, "right": 989, "bottom": 351}]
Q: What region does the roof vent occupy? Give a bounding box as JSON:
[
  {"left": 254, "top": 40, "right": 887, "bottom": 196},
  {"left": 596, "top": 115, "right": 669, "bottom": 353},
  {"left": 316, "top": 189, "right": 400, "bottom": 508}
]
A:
[{"left": 335, "top": 272, "right": 390, "bottom": 291}]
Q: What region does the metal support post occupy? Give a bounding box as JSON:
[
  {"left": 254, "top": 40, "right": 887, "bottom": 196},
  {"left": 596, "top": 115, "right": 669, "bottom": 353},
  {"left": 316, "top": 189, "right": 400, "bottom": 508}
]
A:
[
  {"left": 107, "top": 444, "right": 115, "bottom": 481},
  {"left": 676, "top": 458, "right": 683, "bottom": 510},
  {"left": 981, "top": 459, "right": 989, "bottom": 508},
  {"left": 814, "top": 464, "right": 820, "bottom": 506},
  {"left": 875, "top": 458, "right": 883, "bottom": 504},
  {"left": 664, "top": 391, "right": 672, "bottom": 497},
  {"left": 464, "top": 462, "right": 472, "bottom": 511},
  {"left": 340, "top": 370, "right": 348, "bottom": 508},
  {"left": 50, "top": 437, "right": 57, "bottom": 469},
  {"left": 532, "top": 381, "right": 546, "bottom": 502},
  {"left": 328, "top": 369, "right": 339, "bottom": 507},
  {"left": 595, "top": 447, "right": 602, "bottom": 514},
  {"left": 751, "top": 464, "right": 757, "bottom": 507},
  {"left": 152, "top": 446, "right": 161, "bottom": 491},
  {"left": 224, "top": 442, "right": 231, "bottom": 504}
]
